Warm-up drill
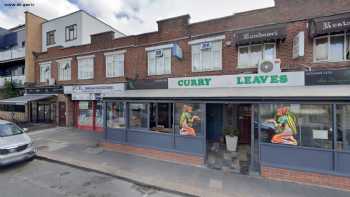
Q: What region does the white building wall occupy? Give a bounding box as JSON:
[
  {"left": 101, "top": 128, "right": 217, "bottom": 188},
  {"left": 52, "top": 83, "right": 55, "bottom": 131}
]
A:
[
  {"left": 81, "top": 12, "right": 124, "bottom": 44},
  {"left": 42, "top": 11, "right": 82, "bottom": 52},
  {"left": 42, "top": 11, "right": 125, "bottom": 52}
]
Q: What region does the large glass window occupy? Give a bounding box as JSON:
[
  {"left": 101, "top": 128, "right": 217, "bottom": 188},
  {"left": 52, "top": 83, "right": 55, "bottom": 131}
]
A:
[
  {"left": 149, "top": 103, "right": 173, "bottom": 133},
  {"left": 78, "top": 101, "right": 93, "bottom": 128},
  {"left": 260, "top": 104, "right": 332, "bottom": 149},
  {"left": 105, "top": 52, "right": 124, "bottom": 78},
  {"left": 129, "top": 103, "right": 148, "bottom": 129},
  {"left": 314, "top": 34, "right": 350, "bottom": 62},
  {"left": 238, "top": 43, "right": 276, "bottom": 68},
  {"left": 191, "top": 40, "right": 222, "bottom": 72},
  {"left": 95, "top": 102, "right": 103, "bottom": 129},
  {"left": 39, "top": 62, "right": 51, "bottom": 82},
  {"left": 175, "top": 103, "right": 202, "bottom": 137},
  {"left": 147, "top": 48, "right": 171, "bottom": 76},
  {"left": 107, "top": 102, "right": 125, "bottom": 128},
  {"left": 77, "top": 56, "right": 94, "bottom": 80},
  {"left": 57, "top": 59, "right": 71, "bottom": 81},
  {"left": 336, "top": 105, "right": 350, "bottom": 151}
]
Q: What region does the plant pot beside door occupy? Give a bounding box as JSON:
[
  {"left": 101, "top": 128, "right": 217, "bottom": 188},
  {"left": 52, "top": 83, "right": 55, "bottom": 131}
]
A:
[{"left": 224, "top": 128, "right": 239, "bottom": 152}]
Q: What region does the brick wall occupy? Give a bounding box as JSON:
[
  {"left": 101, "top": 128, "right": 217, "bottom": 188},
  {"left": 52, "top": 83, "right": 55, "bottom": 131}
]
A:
[{"left": 261, "top": 166, "right": 350, "bottom": 191}]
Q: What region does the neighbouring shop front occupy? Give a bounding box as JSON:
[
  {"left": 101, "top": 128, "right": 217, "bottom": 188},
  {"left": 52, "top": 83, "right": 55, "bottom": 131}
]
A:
[{"left": 63, "top": 83, "right": 125, "bottom": 132}]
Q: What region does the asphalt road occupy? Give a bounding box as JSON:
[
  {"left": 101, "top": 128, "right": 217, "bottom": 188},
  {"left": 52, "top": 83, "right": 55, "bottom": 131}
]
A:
[{"left": 0, "top": 159, "right": 186, "bottom": 197}]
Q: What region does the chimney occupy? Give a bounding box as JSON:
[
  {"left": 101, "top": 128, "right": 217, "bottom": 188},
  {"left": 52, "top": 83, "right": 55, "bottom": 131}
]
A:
[
  {"left": 157, "top": 14, "right": 190, "bottom": 37},
  {"left": 91, "top": 31, "right": 114, "bottom": 44}
]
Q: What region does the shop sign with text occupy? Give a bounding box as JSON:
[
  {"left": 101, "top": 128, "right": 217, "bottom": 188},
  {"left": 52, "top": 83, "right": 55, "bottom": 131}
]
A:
[
  {"left": 168, "top": 72, "right": 305, "bottom": 89},
  {"left": 64, "top": 83, "right": 125, "bottom": 94}
]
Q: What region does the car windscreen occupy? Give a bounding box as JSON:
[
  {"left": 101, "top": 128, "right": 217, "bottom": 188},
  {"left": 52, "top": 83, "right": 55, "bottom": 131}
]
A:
[{"left": 0, "top": 123, "right": 24, "bottom": 137}]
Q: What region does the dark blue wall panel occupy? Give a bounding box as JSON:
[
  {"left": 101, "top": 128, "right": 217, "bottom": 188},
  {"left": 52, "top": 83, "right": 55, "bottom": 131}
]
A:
[
  {"left": 261, "top": 143, "right": 333, "bottom": 172},
  {"left": 175, "top": 135, "right": 205, "bottom": 155},
  {"left": 127, "top": 129, "right": 173, "bottom": 150},
  {"left": 335, "top": 152, "right": 350, "bottom": 175},
  {"left": 106, "top": 128, "right": 126, "bottom": 143}
]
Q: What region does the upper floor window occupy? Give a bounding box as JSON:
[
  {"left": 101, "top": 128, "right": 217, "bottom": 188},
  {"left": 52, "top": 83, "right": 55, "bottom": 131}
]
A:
[
  {"left": 189, "top": 35, "right": 224, "bottom": 72},
  {"left": 39, "top": 62, "right": 51, "bottom": 82},
  {"left": 77, "top": 55, "right": 94, "bottom": 80},
  {"left": 238, "top": 43, "right": 276, "bottom": 68},
  {"left": 65, "top": 24, "right": 77, "bottom": 41},
  {"left": 57, "top": 58, "right": 71, "bottom": 81},
  {"left": 104, "top": 50, "right": 125, "bottom": 78},
  {"left": 146, "top": 45, "right": 172, "bottom": 76},
  {"left": 46, "top": 30, "right": 55, "bottom": 45},
  {"left": 314, "top": 33, "right": 350, "bottom": 62}
]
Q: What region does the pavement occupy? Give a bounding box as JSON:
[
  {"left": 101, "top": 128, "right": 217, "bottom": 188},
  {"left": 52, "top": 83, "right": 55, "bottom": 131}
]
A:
[
  {"left": 0, "top": 159, "right": 183, "bottom": 197},
  {"left": 29, "top": 127, "right": 350, "bottom": 197}
]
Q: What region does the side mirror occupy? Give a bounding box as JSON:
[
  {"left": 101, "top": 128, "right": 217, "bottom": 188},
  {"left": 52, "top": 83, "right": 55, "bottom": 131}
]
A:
[{"left": 23, "top": 128, "right": 28, "bottom": 132}]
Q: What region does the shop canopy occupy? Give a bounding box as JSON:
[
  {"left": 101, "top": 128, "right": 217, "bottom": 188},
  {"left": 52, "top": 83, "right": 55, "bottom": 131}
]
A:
[
  {"left": 234, "top": 24, "right": 287, "bottom": 45},
  {"left": 310, "top": 12, "right": 350, "bottom": 37},
  {"left": 103, "top": 85, "right": 350, "bottom": 101},
  {"left": 0, "top": 94, "right": 56, "bottom": 105}
]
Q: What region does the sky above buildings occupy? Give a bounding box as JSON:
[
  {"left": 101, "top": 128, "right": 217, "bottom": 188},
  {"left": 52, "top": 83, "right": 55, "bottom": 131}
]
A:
[{"left": 0, "top": 0, "right": 274, "bottom": 35}]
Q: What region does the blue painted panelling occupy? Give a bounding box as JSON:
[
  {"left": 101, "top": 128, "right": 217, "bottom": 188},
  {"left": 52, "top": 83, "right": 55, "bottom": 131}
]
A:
[
  {"left": 260, "top": 143, "right": 333, "bottom": 172},
  {"left": 127, "top": 129, "right": 173, "bottom": 150},
  {"left": 335, "top": 152, "right": 350, "bottom": 175},
  {"left": 175, "top": 135, "right": 205, "bottom": 155},
  {"left": 106, "top": 128, "right": 126, "bottom": 143}
]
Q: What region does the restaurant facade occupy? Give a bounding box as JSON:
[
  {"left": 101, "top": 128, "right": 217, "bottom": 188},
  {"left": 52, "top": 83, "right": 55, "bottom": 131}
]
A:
[{"left": 27, "top": 0, "right": 350, "bottom": 190}]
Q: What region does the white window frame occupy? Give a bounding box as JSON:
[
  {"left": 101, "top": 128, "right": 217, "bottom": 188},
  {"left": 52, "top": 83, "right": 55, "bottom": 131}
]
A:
[
  {"left": 77, "top": 55, "right": 95, "bottom": 80},
  {"left": 104, "top": 50, "right": 126, "bottom": 78},
  {"left": 189, "top": 35, "right": 225, "bottom": 72},
  {"left": 313, "top": 33, "right": 350, "bottom": 63},
  {"left": 146, "top": 44, "right": 172, "bottom": 76},
  {"left": 39, "top": 62, "right": 51, "bottom": 82},
  {"left": 237, "top": 43, "right": 276, "bottom": 69},
  {"left": 57, "top": 58, "right": 72, "bottom": 81}
]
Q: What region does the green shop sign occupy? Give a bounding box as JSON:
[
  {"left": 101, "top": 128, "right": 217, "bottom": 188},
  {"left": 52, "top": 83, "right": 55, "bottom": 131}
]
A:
[
  {"left": 236, "top": 74, "right": 288, "bottom": 85},
  {"left": 177, "top": 78, "right": 212, "bottom": 87},
  {"left": 168, "top": 71, "right": 304, "bottom": 88}
]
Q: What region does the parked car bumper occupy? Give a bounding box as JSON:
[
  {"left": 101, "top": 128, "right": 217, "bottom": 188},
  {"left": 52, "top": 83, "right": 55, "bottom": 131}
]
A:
[{"left": 0, "top": 146, "right": 36, "bottom": 166}]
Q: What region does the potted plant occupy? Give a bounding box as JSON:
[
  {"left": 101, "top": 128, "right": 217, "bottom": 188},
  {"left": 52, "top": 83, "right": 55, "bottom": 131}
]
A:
[{"left": 223, "top": 127, "right": 239, "bottom": 152}]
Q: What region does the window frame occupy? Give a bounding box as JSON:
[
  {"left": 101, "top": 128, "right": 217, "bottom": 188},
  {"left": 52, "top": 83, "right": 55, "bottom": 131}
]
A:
[
  {"left": 57, "top": 58, "right": 72, "bottom": 81},
  {"left": 65, "top": 24, "right": 77, "bottom": 42},
  {"left": 191, "top": 40, "right": 223, "bottom": 72},
  {"left": 77, "top": 55, "right": 95, "bottom": 80},
  {"left": 46, "top": 30, "right": 56, "bottom": 46},
  {"left": 237, "top": 42, "right": 276, "bottom": 69},
  {"left": 39, "top": 62, "right": 51, "bottom": 82},
  {"left": 104, "top": 50, "right": 126, "bottom": 78},
  {"left": 147, "top": 48, "right": 172, "bottom": 76},
  {"left": 313, "top": 33, "right": 350, "bottom": 63}
]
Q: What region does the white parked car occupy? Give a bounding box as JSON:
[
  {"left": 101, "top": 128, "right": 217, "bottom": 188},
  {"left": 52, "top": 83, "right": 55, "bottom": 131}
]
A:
[{"left": 0, "top": 120, "right": 35, "bottom": 166}]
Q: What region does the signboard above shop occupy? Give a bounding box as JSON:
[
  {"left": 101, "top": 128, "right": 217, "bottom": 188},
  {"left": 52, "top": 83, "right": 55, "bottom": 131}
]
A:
[
  {"left": 169, "top": 71, "right": 305, "bottom": 89},
  {"left": 234, "top": 24, "right": 287, "bottom": 45},
  {"left": 305, "top": 69, "right": 350, "bottom": 86},
  {"left": 64, "top": 83, "right": 125, "bottom": 94},
  {"left": 310, "top": 12, "right": 350, "bottom": 37}
]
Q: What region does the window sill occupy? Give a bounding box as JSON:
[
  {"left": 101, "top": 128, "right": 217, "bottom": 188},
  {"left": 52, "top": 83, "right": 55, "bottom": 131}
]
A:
[
  {"left": 147, "top": 73, "right": 172, "bottom": 76},
  {"left": 236, "top": 65, "right": 257, "bottom": 69},
  {"left": 313, "top": 60, "right": 350, "bottom": 64},
  {"left": 191, "top": 68, "right": 222, "bottom": 73}
]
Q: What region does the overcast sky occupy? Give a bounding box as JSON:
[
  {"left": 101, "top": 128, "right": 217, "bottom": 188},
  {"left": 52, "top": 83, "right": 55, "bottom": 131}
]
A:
[{"left": 0, "top": 0, "right": 274, "bottom": 35}]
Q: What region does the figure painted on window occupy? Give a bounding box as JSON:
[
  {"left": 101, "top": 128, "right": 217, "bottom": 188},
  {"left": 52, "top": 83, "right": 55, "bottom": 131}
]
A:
[
  {"left": 266, "top": 106, "right": 298, "bottom": 145},
  {"left": 179, "top": 105, "right": 200, "bottom": 136}
]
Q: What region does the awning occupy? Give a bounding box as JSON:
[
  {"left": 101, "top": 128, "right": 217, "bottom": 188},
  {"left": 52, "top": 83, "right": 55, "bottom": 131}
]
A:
[
  {"left": 310, "top": 12, "right": 350, "bottom": 37},
  {"left": 234, "top": 24, "right": 287, "bottom": 45},
  {"left": 102, "top": 85, "right": 350, "bottom": 100},
  {"left": 0, "top": 94, "right": 56, "bottom": 105}
]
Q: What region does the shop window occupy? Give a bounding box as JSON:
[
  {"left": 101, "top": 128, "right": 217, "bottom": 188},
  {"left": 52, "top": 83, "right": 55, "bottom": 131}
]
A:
[
  {"left": 238, "top": 43, "right": 276, "bottom": 68},
  {"left": 107, "top": 102, "right": 125, "bottom": 128},
  {"left": 149, "top": 103, "right": 173, "bottom": 133},
  {"left": 39, "top": 62, "right": 51, "bottom": 82},
  {"left": 105, "top": 52, "right": 124, "bottom": 78},
  {"left": 57, "top": 59, "right": 71, "bottom": 81},
  {"left": 77, "top": 56, "right": 94, "bottom": 80},
  {"left": 0, "top": 104, "right": 25, "bottom": 112},
  {"left": 314, "top": 33, "right": 350, "bottom": 62},
  {"left": 147, "top": 48, "right": 171, "bottom": 76},
  {"left": 260, "top": 104, "right": 333, "bottom": 149},
  {"left": 191, "top": 40, "right": 222, "bottom": 72},
  {"left": 129, "top": 103, "right": 148, "bottom": 129},
  {"left": 95, "top": 102, "right": 103, "bottom": 129},
  {"left": 336, "top": 105, "right": 350, "bottom": 151},
  {"left": 175, "top": 103, "right": 202, "bottom": 137},
  {"left": 78, "top": 101, "right": 93, "bottom": 128}
]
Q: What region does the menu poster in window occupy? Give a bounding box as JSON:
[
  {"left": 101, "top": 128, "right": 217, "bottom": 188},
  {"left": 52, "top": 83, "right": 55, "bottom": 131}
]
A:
[
  {"left": 79, "top": 102, "right": 89, "bottom": 110},
  {"left": 313, "top": 130, "right": 329, "bottom": 140},
  {"left": 179, "top": 104, "right": 201, "bottom": 136},
  {"left": 265, "top": 106, "right": 298, "bottom": 145}
]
